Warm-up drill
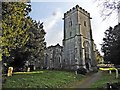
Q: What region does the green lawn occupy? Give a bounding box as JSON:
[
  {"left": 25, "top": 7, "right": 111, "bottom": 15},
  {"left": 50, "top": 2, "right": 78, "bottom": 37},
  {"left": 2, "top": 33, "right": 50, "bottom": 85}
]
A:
[
  {"left": 90, "top": 71, "right": 120, "bottom": 88},
  {"left": 3, "top": 70, "right": 85, "bottom": 88}
]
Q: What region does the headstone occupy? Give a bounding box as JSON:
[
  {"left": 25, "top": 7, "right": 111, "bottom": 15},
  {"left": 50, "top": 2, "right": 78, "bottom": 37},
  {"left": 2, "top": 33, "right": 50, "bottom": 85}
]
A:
[
  {"left": 7, "top": 67, "right": 13, "bottom": 76},
  {"left": 33, "top": 66, "right": 36, "bottom": 70},
  {"left": 75, "top": 70, "right": 77, "bottom": 75},
  {"left": 109, "top": 70, "right": 112, "bottom": 75},
  {"left": 27, "top": 67, "right": 30, "bottom": 72}
]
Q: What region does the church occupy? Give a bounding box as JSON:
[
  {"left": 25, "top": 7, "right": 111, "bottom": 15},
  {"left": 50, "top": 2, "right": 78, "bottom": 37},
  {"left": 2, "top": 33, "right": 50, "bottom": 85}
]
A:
[{"left": 44, "top": 5, "right": 97, "bottom": 71}]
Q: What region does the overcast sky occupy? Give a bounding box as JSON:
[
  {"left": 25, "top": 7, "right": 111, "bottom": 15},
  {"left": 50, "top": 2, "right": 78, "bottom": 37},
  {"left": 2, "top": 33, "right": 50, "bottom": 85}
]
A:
[{"left": 29, "top": 0, "right": 118, "bottom": 54}]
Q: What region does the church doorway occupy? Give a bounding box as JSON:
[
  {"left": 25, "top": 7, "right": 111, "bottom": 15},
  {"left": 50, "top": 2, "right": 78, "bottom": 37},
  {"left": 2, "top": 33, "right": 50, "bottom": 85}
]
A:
[{"left": 86, "top": 62, "right": 89, "bottom": 70}]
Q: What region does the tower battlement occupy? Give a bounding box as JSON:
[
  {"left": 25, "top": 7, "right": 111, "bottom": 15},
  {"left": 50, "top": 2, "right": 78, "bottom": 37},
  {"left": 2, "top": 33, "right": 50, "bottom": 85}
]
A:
[{"left": 64, "top": 5, "right": 90, "bottom": 18}]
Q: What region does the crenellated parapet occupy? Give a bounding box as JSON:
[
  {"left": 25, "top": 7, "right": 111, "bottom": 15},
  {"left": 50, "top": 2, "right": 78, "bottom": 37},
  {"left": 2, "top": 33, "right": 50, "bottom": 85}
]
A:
[{"left": 64, "top": 5, "right": 90, "bottom": 18}]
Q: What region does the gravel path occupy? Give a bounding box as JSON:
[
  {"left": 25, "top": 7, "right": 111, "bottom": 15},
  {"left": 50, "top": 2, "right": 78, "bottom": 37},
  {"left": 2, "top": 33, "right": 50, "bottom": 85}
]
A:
[
  {"left": 71, "top": 71, "right": 103, "bottom": 88},
  {"left": 79, "top": 71, "right": 102, "bottom": 88}
]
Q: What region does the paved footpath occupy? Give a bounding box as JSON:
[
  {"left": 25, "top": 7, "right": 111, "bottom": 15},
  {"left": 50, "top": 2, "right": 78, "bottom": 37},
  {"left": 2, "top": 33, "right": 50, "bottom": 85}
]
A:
[{"left": 71, "top": 71, "right": 103, "bottom": 88}]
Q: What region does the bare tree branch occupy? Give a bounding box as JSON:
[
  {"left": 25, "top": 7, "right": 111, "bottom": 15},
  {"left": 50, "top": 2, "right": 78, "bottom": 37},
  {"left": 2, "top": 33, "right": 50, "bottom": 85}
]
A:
[{"left": 94, "top": 0, "right": 120, "bottom": 20}]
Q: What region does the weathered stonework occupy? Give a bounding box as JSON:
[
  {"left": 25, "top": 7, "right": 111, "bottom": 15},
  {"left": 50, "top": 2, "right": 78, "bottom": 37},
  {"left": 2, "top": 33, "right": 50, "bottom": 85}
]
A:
[
  {"left": 63, "top": 5, "right": 97, "bottom": 71},
  {"left": 44, "top": 44, "right": 63, "bottom": 69},
  {"left": 44, "top": 5, "right": 97, "bottom": 71}
]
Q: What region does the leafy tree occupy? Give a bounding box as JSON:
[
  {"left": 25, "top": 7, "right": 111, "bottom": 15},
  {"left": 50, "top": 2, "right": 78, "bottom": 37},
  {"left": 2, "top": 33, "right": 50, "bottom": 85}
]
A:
[
  {"left": 2, "top": 2, "right": 46, "bottom": 70},
  {"left": 101, "top": 23, "right": 120, "bottom": 65},
  {"left": 2, "top": 2, "right": 32, "bottom": 57},
  {"left": 26, "top": 21, "right": 46, "bottom": 69},
  {"left": 8, "top": 47, "right": 30, "bottom": 68},
  {"left": 2, "top": 2, "right": 32, "bottom": 67},
  {"left": 8, "top": 20, "right": 46, "bottom": 69}
]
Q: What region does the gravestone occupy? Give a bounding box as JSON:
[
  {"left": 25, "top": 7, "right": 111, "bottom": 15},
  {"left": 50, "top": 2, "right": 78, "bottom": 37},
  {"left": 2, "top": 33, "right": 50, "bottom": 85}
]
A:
[{"left": 7, "top": 67, "right": 13, "bottom": 76}]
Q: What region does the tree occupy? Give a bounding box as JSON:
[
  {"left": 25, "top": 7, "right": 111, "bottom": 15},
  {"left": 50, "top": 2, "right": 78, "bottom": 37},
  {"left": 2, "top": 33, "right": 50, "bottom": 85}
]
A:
[
  {"left": 1, "top": 2, "right": 32, "bottom": 68},
  {"left": 26, "top": 20, "right": 46, "bottom": 69},
  {"left": 101, "top": 23, "right": 120, "bottom": 65},
  {"left": 8, "top": 47, "right": 30, "bottom": 68},
  {"left": 95, "top": 0, "right": 120, "bottom": 20},
  {"left": 95, "top": 49, "right": 104, "bottom": 64},
  {"left": 2, "top": 2, "right": 32, "bottom": 57},
  {"left": 2, "top": 2, "right": 46, "bottom": 70}
]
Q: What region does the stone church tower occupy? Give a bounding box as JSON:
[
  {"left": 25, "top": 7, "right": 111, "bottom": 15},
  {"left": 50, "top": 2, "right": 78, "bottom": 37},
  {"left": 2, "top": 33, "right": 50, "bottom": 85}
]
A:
[{"left": 63, "top": 5, "right": 97, "bottom": 71}]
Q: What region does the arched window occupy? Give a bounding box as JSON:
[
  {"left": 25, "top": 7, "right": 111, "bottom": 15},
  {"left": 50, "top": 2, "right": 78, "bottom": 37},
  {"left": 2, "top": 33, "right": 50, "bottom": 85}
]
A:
[
  {"left": 69, "top": 18, "right": 72, "bottom": 37},
  {"left": 58, "top": 56, "right": 61, "bottom": 63},
  {"left": 83, "top": 41, "right": 90, "bottom": 60},
  {"left": 70, "top": 31, "right": 72, "bottom": 37},
  {"left": 84, "top": 21, "right": 86, "bottom": 27}
]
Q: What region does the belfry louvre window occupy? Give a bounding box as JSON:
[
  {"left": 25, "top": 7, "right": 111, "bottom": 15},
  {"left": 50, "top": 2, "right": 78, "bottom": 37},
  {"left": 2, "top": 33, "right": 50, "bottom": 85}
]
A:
[{"left": 84, "top": 21, "right": 86, "bottom": 26}]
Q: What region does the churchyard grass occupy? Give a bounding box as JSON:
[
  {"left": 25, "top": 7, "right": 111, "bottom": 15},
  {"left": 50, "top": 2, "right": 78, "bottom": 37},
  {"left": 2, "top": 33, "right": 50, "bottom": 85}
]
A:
[
  {"left": 3, "top": 70, "right": 85, "bottom": 88},
  {"left": 89, "top": 71, "right": 120, "bottom": 88}
]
